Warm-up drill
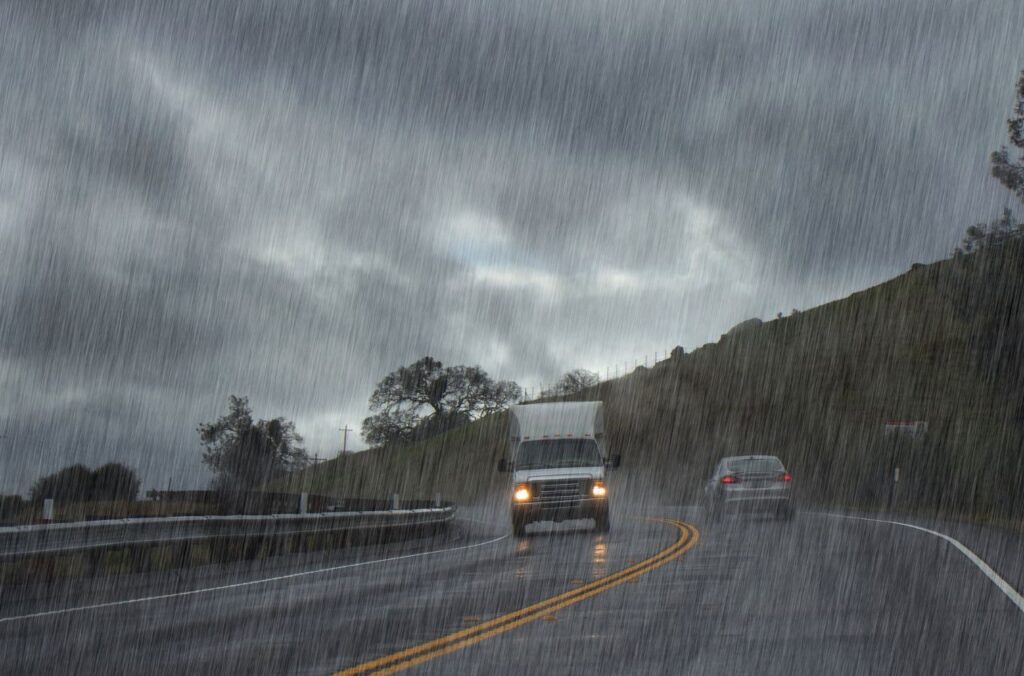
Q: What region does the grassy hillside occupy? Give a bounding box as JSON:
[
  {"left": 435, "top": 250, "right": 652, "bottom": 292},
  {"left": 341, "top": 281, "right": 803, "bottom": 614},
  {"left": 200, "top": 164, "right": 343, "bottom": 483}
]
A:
[{"left": 289, "top": 240, "right": 1024, "bottom": 519}]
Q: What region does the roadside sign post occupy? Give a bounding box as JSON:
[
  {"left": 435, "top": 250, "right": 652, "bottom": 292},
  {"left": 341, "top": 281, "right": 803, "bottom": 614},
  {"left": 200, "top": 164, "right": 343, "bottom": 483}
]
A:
[
  {"left": 892, "top": 467, "right": 900, "bottom": 509},
  {"left": 883, "top": 421, "right": 926, "bottom": 512}
]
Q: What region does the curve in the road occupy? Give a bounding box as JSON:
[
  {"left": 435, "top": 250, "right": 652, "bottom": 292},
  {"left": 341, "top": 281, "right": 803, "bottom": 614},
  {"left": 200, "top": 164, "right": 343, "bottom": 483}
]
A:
[
  {"left": 826, "top": 513, "right": 1024, "bottom": 614},
  {"left": 335, "top": 517, "right": 700, "bottom": 676}
]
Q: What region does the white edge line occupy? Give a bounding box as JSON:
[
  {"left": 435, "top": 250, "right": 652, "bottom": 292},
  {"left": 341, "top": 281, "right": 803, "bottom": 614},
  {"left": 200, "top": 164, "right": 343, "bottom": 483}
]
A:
[
  {"left": 5, "top": 514, "right": 455, "bottom": 557},
  {"left": 0, "top": 533, "right": 509, "bottom": 624},
  {"left": 824, "top": 512, "right": 1024, "bottom": 614}
]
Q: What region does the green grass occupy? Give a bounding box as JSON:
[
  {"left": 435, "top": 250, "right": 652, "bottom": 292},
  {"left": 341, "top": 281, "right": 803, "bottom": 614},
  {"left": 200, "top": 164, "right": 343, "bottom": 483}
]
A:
[{"left": 294, "top": 241, "right": 1024, "bottom": 521}]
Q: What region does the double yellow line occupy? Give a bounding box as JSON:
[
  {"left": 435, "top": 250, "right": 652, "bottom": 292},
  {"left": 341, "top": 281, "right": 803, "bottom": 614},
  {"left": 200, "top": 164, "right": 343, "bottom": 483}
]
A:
[{"left": 335, "top": 518, "right": 699, "bottom": 675}]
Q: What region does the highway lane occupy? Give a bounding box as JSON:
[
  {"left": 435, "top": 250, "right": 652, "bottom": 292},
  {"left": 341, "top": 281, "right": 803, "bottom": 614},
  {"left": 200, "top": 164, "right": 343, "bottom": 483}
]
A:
[
  {"left": 0, "top": 511, "right": 678, "bottom": 675},
  {"left": 417, "top": 509, "right": 1024, "bottom": 675},
  {"left": 1, "top": 507, "right": 1022, "bottom": 674}
]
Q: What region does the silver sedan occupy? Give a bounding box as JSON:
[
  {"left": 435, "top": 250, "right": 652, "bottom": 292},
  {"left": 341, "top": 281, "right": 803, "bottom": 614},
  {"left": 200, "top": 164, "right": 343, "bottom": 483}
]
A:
[{"left": 704, "top": 455, "right": 794, "bottom": 521}]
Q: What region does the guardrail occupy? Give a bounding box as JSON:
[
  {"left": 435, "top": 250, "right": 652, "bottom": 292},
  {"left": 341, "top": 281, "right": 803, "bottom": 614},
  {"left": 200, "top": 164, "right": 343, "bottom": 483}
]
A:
[
  {"left": 0, "top": 502, "right": 456, "bottom": 583},
  {"left": 0, "top": 504, "right": 456, "bottom": 559}
]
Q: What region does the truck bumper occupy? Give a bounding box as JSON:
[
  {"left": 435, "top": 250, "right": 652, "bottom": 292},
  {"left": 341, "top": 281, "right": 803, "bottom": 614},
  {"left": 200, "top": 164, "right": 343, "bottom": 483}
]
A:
[{"left": 512, "top": 498, "right": 607, "bottom": 524}]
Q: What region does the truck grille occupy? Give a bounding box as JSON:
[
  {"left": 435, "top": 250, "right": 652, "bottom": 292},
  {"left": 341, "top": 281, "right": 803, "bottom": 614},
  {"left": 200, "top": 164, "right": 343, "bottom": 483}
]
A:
[{"left": 534, "top": 479, "right": 588, "bottom": 504}]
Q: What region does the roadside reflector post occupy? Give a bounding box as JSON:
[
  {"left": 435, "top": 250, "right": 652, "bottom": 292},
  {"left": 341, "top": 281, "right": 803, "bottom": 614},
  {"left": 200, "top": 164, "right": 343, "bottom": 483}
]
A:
[
  {"left": 434, "top": 493, "right": 442, "bottom": 508},
  {"left": 42, "top": 498, "right": 54, "bottom": 523},
  {"left": 892, "top": 467, "right": 900, "bottom": 510},
  {"left": 392, "top": 493, "right": 400, "bottom": 510},
  {"left": 299, "top": 492, "right": 308, "bottom": 515}
]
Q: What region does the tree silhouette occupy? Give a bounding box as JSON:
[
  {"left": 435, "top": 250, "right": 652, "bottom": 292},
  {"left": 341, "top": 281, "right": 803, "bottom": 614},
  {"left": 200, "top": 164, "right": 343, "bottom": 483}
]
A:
[
  {"left": 198, "top": 396, "right": 309, "bottom": 491},
  {"left": 544, "top": 369, "right": 601, "bottom": 396},
  {"left": 362, "top": 357, "right": 521, "bottom": 446},
  {"left": 991, "top": 70, "right": 1024, "bottom": 204}
]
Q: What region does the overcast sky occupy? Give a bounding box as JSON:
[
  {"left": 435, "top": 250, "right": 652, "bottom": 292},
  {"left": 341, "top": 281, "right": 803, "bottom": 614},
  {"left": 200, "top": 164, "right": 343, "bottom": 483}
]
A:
[{"left": 1, "top": 0, "right": 1022, "bottom": 493}]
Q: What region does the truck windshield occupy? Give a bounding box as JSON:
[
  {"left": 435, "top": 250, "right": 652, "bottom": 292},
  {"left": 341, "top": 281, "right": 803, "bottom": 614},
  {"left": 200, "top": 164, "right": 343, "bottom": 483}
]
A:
[{"left": 516, "top": 439, "right": 603, "bottom": 470}]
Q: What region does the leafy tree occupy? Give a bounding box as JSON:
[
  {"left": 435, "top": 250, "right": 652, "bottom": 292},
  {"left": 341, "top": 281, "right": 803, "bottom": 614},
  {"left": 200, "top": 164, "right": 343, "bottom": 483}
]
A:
[
  {"left": 92, "top": 463, "right": 140, "bottom": 501},
  {"left": 28, "top": 463, "right": 140, "bottom": 503},
  {"left": 544, "top": 368, "right": 601, "bottom": 397},
  {"left": 991, "top": 70, "right": 1024, "bottom": 204},
  {"left": 29, "top": 464, "right": 94, "bottom": 502},
  {"left": 0, "top": 494, "right": 26, "bottom": 519},
  {"left": 362, "top": 357, "right": 521, "bottom": 446},
  {"left": 955, "top": 71, "right": 1024, "bottom": 255},
  {"left": 955, "top": 207, "right": 1022, "bottom": 254},
  {"left": 198, "top": 396, "right": 309, "bottom": 491}
]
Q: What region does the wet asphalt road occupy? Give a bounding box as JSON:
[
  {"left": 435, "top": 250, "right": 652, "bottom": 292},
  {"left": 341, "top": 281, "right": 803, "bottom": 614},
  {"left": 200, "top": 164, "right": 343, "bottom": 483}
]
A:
[{"left": 0, "top": 507, "right": 1022, "bottom": 675}]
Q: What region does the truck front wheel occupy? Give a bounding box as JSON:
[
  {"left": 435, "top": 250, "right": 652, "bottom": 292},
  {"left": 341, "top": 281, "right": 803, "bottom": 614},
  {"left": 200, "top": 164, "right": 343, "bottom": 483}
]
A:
[{"left": 593, "top": 506, "right": 610, "bottom": 533}]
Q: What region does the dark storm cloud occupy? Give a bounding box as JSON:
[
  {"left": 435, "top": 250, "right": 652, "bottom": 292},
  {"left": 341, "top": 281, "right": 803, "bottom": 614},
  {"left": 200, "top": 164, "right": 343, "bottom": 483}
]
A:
[
  {"left": 61, "top": 88, "right": 189, "bottom": 209},
  {"left": 170, "top": 0, "right": 1020, "bottom": 267},
  {"left": 1, "top": 0, "right": 1023, "bottom": 492}
]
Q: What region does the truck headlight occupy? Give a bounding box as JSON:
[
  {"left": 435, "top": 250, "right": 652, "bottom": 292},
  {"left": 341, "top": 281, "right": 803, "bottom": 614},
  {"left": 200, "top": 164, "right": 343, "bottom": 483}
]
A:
[
  {"left": 513, "top": 484, "right": 531, "bottom": 502},
  {"left": 592, "top": 481, "right": 607, "bottom": 497}
]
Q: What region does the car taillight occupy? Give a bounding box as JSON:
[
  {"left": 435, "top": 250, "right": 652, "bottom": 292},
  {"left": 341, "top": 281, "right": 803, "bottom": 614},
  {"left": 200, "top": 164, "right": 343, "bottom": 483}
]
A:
[
  {"left": 720, "top": 475, "right": 738, "bottom": 484},
  {"left": 779, "top": 473, "right": 792, "bottom": 482}
]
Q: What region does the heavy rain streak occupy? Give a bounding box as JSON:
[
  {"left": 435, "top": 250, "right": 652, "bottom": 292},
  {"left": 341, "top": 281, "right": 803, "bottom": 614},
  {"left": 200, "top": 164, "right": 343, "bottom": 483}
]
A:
[{"left": 3, "top": 1, "right": 1024, "bottom": 674}]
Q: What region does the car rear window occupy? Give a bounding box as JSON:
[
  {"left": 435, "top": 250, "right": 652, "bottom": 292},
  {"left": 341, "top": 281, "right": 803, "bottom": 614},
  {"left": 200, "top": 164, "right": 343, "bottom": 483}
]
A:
[{"left": 727, "top": 457, "right": 784, "bottom": 474}]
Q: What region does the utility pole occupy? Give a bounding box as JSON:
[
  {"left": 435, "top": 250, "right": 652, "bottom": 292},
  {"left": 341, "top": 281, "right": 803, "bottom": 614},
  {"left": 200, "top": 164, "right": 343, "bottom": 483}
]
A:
[{"left": 339, "top": 425, "right": 352, "bottom": 456}]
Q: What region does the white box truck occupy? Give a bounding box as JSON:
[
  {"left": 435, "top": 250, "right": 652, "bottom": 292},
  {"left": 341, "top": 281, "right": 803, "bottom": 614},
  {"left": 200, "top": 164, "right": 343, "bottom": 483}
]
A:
[{"left": 497, "top": 401, "right": 620, "bottom": 537}]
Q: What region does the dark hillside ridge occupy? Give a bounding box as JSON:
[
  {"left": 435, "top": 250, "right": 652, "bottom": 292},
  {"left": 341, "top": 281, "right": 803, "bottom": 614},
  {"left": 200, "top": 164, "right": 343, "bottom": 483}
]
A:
[{"left": 293, "top": 240, "right": 1024, "bottom": 519}]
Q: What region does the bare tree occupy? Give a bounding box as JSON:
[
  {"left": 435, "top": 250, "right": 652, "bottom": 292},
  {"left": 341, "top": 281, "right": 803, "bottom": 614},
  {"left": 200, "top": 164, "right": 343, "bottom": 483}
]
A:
[{"left": 544, "top": 368, "right": 601, "bottom": 397}]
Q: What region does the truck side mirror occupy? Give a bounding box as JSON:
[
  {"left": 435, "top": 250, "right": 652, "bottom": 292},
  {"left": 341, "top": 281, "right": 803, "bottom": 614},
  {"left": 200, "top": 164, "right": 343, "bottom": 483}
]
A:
[
  {"left": 497, "top": 458, "right": 510, "bottom": 473},
  {"left": 606, "top": 455, "right": 621, "bottom": 469}
]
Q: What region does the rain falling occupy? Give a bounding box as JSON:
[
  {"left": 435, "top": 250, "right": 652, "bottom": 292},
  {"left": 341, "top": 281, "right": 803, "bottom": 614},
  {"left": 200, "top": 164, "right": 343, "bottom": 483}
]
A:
[{"left": 2, "top": 1, "right": 1024, "bottom": 674}]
